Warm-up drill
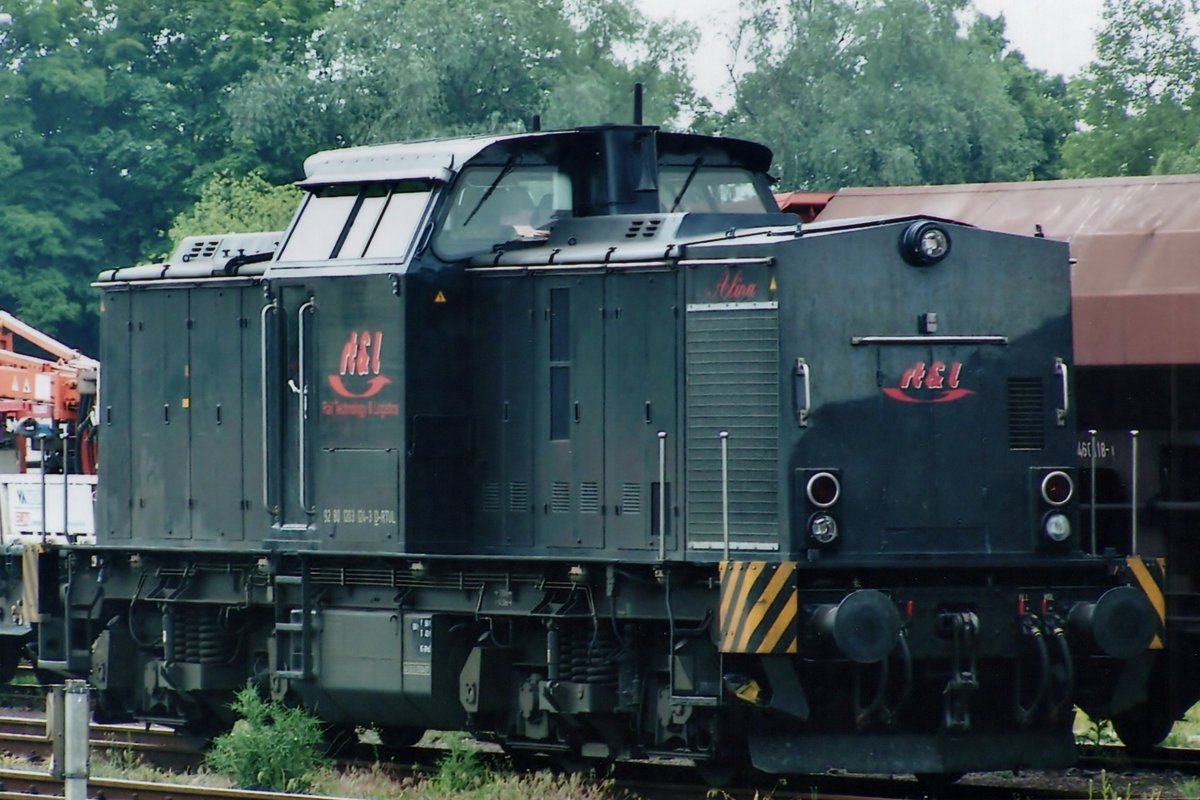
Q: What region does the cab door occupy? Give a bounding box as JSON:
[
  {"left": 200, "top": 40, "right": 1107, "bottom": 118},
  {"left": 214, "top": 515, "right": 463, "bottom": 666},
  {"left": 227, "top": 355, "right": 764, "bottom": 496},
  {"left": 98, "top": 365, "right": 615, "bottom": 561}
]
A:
[{"left": 263, "top": 285, "right": 317, "bottom": 533}]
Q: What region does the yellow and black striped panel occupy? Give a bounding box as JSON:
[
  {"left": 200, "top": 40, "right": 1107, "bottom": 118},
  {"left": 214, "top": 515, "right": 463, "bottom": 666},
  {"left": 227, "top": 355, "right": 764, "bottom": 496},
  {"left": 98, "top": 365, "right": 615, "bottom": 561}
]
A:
[
  {"left": 1125, "top": 556, "right": 1166, "bottom": 650},
  {"left": 21, "top": 544, "right": 40, "bottom": 625},
  {"left": 718, "top": 561, "right": 798, "bottom": 654}
]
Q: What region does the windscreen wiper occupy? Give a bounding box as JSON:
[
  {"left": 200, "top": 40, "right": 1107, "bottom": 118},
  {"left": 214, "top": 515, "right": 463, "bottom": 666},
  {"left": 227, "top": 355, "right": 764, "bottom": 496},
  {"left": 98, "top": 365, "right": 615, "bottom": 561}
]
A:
[
  {"left": 463, "top": 156, "right": 517, "bottom": 227},
  {"left": 669, "top": 157, "right": 704, "bottom": 213}
]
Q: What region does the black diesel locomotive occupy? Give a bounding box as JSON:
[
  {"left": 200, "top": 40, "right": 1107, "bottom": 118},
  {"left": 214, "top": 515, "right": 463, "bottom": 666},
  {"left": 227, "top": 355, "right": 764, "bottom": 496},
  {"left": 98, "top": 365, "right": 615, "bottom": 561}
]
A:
[{"left": 31, "top": 125, "right": 1162, "bottom": 777}]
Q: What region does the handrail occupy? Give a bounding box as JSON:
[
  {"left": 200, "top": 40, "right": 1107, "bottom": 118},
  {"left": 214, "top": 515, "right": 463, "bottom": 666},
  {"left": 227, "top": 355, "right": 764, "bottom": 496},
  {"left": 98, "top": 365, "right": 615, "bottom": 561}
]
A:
[{"left": 260, "top": 302, "right": 279, "bottom": 515}]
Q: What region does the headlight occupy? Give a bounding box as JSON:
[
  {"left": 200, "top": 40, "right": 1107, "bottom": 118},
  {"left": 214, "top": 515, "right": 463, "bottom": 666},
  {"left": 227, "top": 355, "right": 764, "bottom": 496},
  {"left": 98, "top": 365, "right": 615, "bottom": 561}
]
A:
[
  {"left": 1043, "top": 512, "right": 1071, "bottom": 542},
  {"left": 899, "top": 221, "right": 952, "bottom": 266},
  {"left": 809, "top": 513, "right": 839, "bottom": 545}
]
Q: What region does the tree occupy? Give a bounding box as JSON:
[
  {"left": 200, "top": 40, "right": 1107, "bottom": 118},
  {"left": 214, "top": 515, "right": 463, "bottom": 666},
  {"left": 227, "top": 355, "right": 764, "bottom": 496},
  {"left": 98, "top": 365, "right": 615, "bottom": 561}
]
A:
[
  {"left": 225, "top": 0, "right": 699, "bottom": 178},
  {"left": 1061, "top": 0, "right": 1200, "bottom": 177},
  {"left": 167, "top": 173, "right": 301, "bottom": 245},
  {"left": 0, "top": 0, "right": 329, "bottom": 347},
  {"left": 723, "top": 0, "right": 1071, "bottom": 190}
]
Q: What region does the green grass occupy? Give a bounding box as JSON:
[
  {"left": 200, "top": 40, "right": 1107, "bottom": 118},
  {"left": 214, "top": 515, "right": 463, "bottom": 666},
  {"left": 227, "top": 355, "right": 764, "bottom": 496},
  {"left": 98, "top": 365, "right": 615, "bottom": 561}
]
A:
[
  {"left": 1163, "top": 703, "right": 1200, "bottom": 748},
  {"left": 84, "top": 727, "right": 628, "bottom": 800}
]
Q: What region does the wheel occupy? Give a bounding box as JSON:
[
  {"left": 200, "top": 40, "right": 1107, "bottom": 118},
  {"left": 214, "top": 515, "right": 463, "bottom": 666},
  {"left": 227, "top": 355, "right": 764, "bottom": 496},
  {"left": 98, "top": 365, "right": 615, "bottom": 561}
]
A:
[
  {"left": 550, "top": 748, "right": 611, "bottom": 777},
  {"left": 697, "top": 759, "right": 742, "bottom": 788},
  {"left": 379, "top": 726, "right": 424, "bottom": 748},
  {"left": 0, "top": 639, "right": 22, "bottom": 684},
  {"left": 322, "top": 724, "right": 360, "bottom": 757},
  {"left": 1113, "top": 704, "right": 1175, "bottom": 754},
  {"left": 913, "top": 772, "right": 963, "bottom": 798},
  {"left": 500, "top": 745, "right": 545, "bottom": 772}
]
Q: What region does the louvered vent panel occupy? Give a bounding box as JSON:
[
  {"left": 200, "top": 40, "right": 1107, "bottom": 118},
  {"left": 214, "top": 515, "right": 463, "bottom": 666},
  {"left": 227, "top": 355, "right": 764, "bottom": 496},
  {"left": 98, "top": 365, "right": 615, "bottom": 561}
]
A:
[
  {"left": 625, "top": 219, "right": 663, "bottom": 239},
  {"left": 1007, "top": 378, "right": 1045, "bottom": 451},
  {"left": 482, "top": 482, "right": 501, "bottom": 512},
  {"left": 686, "top": 305, "right": 780, "bottom": 547},
  {"left": 580, "top": 482, "right": 600, "bottom": 514},
  {"left": 551, "top": 481, "right": 571, "bottom": 513},
  {"left": 508, "top": 482, "right": 529, "bottom": 513},
  {"left": 622, "top": 483, "right": 642, "bottom": 515},
  {"left": 184, "top": 239, "right": 221, "bottom": 260}
]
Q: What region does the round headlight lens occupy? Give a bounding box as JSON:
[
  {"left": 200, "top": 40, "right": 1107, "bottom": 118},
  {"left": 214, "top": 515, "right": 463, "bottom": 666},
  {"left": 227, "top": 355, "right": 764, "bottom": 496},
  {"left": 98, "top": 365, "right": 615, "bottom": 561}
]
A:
[
  {"left": 806, "top": 472, "right": 841, "bottom": 508},
  {"left": 1041, "top": 471, "right": 1074, "bottom": 506},
  {"left": 809, "top": 513, "right": 839, "bottom": 545},
  {"left": 920, "top": 228, "right": 949, "bottom": 259},
  {"left": 1044, "top": 512, "right": 1071, "bottom": 542},
  {"left": 900, "top": 221, "right": 952, "bottom": 266}
]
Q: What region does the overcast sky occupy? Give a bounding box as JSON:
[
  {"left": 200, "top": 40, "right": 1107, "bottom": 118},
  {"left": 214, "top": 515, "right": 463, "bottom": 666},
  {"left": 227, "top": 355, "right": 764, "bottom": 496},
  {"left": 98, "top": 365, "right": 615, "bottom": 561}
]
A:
[{"left": 636, "top": 0, "right": 1105, "bottom": 107}]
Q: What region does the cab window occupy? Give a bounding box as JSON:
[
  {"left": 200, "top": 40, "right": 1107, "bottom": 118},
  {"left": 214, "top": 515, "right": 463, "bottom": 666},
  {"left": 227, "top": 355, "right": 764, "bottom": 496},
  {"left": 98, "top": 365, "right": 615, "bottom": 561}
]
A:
[
  {"left": 278, "top": 180, "right": 433, "bottom": 262},
  {"left": 659, "top": 166, "right": 775, "bottom": 213},
  {"left": 433, "top": 166, "right": 572, "bottom": 261}
]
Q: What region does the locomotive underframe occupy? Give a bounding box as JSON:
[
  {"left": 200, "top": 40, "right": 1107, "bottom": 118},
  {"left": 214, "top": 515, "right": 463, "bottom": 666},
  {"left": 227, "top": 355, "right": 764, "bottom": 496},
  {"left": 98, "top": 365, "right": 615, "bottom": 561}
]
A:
[{"left": 33, "top": 546, "right": 1152, "bottom": 774}]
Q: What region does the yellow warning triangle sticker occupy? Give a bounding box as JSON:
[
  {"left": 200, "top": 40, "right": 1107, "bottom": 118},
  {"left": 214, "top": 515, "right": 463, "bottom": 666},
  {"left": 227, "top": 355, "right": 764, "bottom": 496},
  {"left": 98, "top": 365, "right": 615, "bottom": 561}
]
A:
[
  {"left": 434, "top": 291, "right": 447, "bottom": 304},
  {"left": 769, "top": 277, "right": 777, "bottom": 292}
]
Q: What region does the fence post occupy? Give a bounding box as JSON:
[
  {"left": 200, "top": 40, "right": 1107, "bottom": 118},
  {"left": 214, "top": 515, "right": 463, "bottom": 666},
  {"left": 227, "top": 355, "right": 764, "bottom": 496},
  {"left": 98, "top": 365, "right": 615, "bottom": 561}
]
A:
[{"left": 64, "top": 679, "right": 89, "bottom": 800}]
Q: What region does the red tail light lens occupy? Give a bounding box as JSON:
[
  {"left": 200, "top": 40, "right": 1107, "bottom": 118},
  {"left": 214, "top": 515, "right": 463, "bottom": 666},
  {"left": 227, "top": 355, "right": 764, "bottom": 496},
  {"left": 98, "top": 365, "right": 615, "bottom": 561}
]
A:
[
  {"left": 1041, "top": 471, "right": 1074, "bottom": 506},
  {"left": 806, "top": 472, "right": 841, "bottom": 508}
]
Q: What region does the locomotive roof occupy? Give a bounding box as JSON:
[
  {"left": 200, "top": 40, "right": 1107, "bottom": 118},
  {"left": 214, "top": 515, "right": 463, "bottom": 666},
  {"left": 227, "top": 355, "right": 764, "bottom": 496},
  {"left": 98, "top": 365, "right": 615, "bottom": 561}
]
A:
[
  {"left": 816, "top": 175, "right": 1200, "bottom": 367},
  {"left": 299, "top": 127, "right": 774, "bottom": 186}
]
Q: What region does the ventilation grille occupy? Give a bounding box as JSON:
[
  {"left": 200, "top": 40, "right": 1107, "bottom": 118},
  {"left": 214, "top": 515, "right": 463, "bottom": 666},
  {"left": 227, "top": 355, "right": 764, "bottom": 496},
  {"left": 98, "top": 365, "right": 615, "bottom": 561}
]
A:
[
  {"left": 482, "top": 482, "right": 501, "bottom": 512},
  {"left": 508, "top": 482, "right": 529, "bottom": 513},
  {"left": 622, "top": 483, "right": 642, "bottom": 515},
  {"left": 551, "top": 481, "right": 571, "bottom": 513},
  {"left": 580, "top": 482, "right": 600, "bottom": 514},
  {"left": 1007, "top": 378, "right": 1045, "bottom": 451},
  {"left": 182, "top": 238, "right": 221, "bottom": 261},
  {"left": 625, "top": 219, "right": 663, "bottom": 239},
  {"left": 686, "top": 305, "right": 780, "bottom": 543}
]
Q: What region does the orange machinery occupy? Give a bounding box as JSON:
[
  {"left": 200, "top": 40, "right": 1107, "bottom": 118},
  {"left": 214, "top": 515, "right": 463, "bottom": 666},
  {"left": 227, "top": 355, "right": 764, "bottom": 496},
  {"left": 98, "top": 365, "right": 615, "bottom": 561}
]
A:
[{"left": 0, "top": 312, "right": 98, "bottom": 474}]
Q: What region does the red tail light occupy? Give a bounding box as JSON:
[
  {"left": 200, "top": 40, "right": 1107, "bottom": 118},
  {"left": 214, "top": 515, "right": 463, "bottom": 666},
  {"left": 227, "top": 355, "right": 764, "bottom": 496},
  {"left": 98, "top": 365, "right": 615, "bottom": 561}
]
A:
[
  {"left": 1041, "top": 471, "right": 1074, "bottom": 506},
  {"left": 806, "top": 472, "right": 841, "bottom": 508}
]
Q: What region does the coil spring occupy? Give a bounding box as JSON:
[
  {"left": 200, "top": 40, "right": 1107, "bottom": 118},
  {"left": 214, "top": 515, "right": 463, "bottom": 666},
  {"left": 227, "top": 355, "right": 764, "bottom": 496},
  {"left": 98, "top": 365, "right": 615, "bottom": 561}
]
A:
[
  {"left": 168, "top": 606, "right": 230, "bottom": 664},
  {"left": 560, "top": 625, "right": 619, "bottom": 684}
]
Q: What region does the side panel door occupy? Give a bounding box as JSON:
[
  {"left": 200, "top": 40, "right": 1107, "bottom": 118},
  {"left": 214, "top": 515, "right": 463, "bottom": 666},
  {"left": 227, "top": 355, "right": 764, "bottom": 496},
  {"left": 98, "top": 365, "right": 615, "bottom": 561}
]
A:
[
  {"left": 473, "top": 278, "right": 534, "bottom": 549},
  {"left": 241, "top": 288, "right": 270, "bottom": 544},
  {"left": 533, "top": 277, "right": 604, "bottom": 549},
  {"left": 605, "top": 271, "right": 679, "bottom": 552},
  {"left": 129, "top": 289, "right": 190, "bottom": 541},
  {"left": 97, "top": 290, "right": 132, "bottom": 541},
  {"left": 188, "top": 287, "right": 246, "bottom": 542}
]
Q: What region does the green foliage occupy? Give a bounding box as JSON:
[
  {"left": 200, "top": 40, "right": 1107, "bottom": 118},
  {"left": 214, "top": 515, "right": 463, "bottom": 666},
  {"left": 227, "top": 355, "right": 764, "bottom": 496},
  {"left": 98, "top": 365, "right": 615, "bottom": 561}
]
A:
[
  {"left": 0, "top": 0, "right": 330, "bottom": 348},
  {"left": 428, "top": 732, "right": 490, "bottom": 793},
  {"left": 1061, "top": 0, "right": 1200, "bottom": 177},
  {"left": 225, "top": 0, "right": 698, "bottom": 174},
  {"left": 1173, "top": 779, "right": 1200, "bottom": 800},
  {"left": 1160, "top": 699, "right": 1200, "bottom": 747},
  {"left": 165, "top": 172, "right": 300, "bottom": 255},
  {"left": 204, "top": 687, "right": 328, "bottom": 792},
  {"left": 725, "top": 0, "right": 1069, "bottom": 189},
  {"left": 1088, "top": 770, "right": 1135, "bottom": 800},
  {"left": 1075, "top": 708, "right": 1121, "bottom": 747}
]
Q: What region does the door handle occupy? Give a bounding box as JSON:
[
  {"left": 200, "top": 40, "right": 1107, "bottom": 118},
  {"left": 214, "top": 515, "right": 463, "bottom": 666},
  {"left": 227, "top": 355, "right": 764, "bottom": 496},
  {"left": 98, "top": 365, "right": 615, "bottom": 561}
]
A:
[{"left": 794, "top": 357, "right": 811, "bottom": 427}]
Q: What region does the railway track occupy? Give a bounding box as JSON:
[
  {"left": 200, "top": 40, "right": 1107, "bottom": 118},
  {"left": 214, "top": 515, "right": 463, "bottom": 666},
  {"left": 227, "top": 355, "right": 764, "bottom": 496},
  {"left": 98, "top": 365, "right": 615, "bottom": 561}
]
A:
[
  {"left": 0, "top": 766, "right": 1117, "bottom": 800},
  {"left": 0, "top": 767, "right": 344, "bottom": 800},
  {"left": 0, "top": 713, "right": 201, "bottom": 770},
  {"left": 0, "top": 708, "right": 1186, "bottom": 800}
]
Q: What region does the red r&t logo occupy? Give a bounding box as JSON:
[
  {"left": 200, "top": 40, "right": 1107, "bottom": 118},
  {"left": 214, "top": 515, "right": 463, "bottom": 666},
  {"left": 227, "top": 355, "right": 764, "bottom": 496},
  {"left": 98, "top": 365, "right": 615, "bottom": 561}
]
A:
[
  {"left": 883, "top": 361, "right": 974, "bottom": 404},
  {"left": 328, "top": 330, "right": 391, "bottom": 399}
]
